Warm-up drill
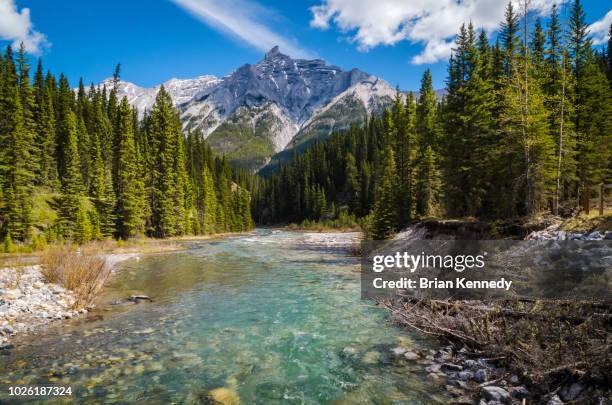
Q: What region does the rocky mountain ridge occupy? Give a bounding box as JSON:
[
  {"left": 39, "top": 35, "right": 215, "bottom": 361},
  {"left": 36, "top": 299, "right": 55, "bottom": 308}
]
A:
[{"left": 101, "top": 46, "right": 399, "bottom": 169}]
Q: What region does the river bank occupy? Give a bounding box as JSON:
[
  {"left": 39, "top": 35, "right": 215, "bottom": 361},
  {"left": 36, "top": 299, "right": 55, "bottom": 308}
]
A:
[
  {"left": 0, "top": 253, "right": 140, "bottom": 351},
  {"left": 383, "top": 219, "right": 611, "bottom": 404},
  {"left": 0, "top": 236, "right": 209, "bottom": 351}
]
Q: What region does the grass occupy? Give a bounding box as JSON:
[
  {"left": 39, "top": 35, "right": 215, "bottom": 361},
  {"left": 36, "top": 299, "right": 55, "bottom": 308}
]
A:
[
  {"left": 560, "top": 210, "right": 612, "bottom": 232},
  {"left": 40, "top": 244, "right": 111, "bottom": 308}
]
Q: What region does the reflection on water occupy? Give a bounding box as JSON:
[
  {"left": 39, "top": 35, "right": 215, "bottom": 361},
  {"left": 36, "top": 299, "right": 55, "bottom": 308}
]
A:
[{"left": 0, "top": 230, "right": 447, "bottom": 404}]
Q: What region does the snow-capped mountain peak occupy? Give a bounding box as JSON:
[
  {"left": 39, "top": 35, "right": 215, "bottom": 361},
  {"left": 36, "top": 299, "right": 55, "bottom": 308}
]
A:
[{"left": 102, "top": 47, "right": 397, "bottom": 169}]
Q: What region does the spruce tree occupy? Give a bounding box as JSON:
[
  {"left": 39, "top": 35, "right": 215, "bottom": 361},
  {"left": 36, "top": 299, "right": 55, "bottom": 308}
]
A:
[
  {"left": 89, "top": 132, "right": 116, "bottom": 238},
  {"left": 56, "top": 110, "right": 84, "bottom": 239},
  {"left": 371, "top": 147, "right": 399, "bottom": 239},
  {"left": 114, "top": 98, "right": 146, "bottom": 238}
]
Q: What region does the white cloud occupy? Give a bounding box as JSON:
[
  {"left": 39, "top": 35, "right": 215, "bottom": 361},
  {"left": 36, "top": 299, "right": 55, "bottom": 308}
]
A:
[
  {"left": 310, "top": 0, "right": 569, "bottom": 65},
  {"left": 171, "top": 0, "right": 312, "bottom": 59},
  {"left": 0, "top": 0, "right": 48, "bottom": 54},
  {"left": 589, "top": 9, "right": 612, "bottom": 45}
]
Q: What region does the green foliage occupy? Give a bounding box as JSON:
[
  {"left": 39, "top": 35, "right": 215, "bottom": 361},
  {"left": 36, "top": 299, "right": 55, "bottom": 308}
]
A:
[
  {"left": 371, "top": 147, "right": 400, "bottom": 240},
  {"left": 254, "top": 1, "right": 611, "bottom": 239},
  {"left": 0, "top": 52, "right": 253, "bottom": 244},
  {"left": 3, "top": 232, "right": 15, "bottom": 253}
]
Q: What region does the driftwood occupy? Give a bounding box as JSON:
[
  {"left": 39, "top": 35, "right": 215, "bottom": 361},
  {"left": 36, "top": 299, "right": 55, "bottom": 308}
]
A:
[{"left": 380, "top": 296, "right": 611, "bottom": 389}]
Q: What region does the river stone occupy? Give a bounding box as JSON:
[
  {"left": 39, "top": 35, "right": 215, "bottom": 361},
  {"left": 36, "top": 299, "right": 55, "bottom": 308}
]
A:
[
  {"left": 474, "top": 369, "right": 487, "bottom": 383},
  {"left": 427, "top": 373, "right": 442, "bottom": 381},
  {"left": 510, "top": 386, "right": 531, "bottom": 399},
  {"left": 452, "top": 380, "right": 470, "bottom": 390},
  {"left": 128, "top": 295, "right": 153, "bottom": 303},
  {"left": 481, "top": 386, "right": 510, "bottom": 404},
  {"left": 391, "top": 346, "right": 407, "bottom": 356},
  {"left": 464, "top": 359, "right": 477, "bottom": 369},
  {"left": 404, "top": 351, "right": 419, "bottom": 360},
  {"left": 361, "top": 351, "right": 380, "bottom": 364},
  {"left": 0, "top": 325, "right": 14, "bottom": 336},
  {"left": 206, "top": 387, "right": 240, "bottom": 405},
  {"left": 457, "top": 371, "right": 473, "bottom": 381},
  {"left": 559, "top": 382, "right": 586, "bottom": 402},
  {"left": 3, "top": 289, "right": 22, "bottom": 300},
  {"left": 441, "top": 363, "right": 463, "bottom": 372},
  {"left": 0, "top": 342, "right": 14, "bottom": 350},
  {"left": 546, "top": 394, "right": 563, "bottom": 405},
  {"left": 340, "top": 346, "right": 358, "bottom": 358},
  {"left": 426, "top": 364, "right": 442, "bottom": 374}
]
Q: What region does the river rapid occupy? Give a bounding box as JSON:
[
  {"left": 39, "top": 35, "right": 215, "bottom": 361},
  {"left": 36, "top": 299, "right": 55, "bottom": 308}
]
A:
[{"left": 0, "top": 229, "right": 447, "bottom": 404}]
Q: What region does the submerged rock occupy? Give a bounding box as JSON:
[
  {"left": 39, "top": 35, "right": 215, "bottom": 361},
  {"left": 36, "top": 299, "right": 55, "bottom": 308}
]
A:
[
  {"left": 128, "top": 295, "right": 153, "bottom": 303},
  {"left": 206, "top": 387, "right": 240, "bottom": 405},
  {"left": 403, "top": 350, "right": 419, "bottom": 360},
  {"left": 361, "top": 351, "right": 381, "bottom": 364},
  {"left": 390, "top": 346, "right": 407, "bottom": 357}
]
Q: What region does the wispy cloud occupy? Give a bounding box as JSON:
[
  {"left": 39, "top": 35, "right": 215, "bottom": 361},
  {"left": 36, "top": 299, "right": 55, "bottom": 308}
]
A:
[
  {"left": 0, "top": 0, "right": 49, "bottom": 54},
  {"left": 589, "top": 9, "right": 612, "bottom": 45},
  {"left": 310, "top": 0, "right": 569, "bottom": 65},
  {"left": 171, "top": 0, "right": 312, "bottom": 59}
]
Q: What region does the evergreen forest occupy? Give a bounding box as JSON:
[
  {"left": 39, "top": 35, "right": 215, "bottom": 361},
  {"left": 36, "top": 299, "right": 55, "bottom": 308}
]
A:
[{"left": 253, "top": 1, "right": 612, "bottom": 239}]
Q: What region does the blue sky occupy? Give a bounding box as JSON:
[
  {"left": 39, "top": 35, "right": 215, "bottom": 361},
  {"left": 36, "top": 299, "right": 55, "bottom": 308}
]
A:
[{"left": 1, "top": 0, "right": 611, "bottom": 90}]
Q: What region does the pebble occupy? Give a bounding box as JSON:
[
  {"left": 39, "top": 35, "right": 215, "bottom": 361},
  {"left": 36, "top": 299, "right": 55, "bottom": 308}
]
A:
[
  {"left": 528, "top": 228, "right": 608, "bottom": 241},
  {"left": 559, "top": 382, "right": 586, "bottom": 402},
  {"left": 481, "top": 386, "right": 510, "bottom": 404},
  {"left": 510, "top": 386, "right": 531, "bottom": 399},
  {"left": 457, "top": 371, "right": 473, "bottom": 380},
  {"left": 390, "top": 346, "right": 407, "bottom": 356},
  {"left": 546, "top": 394, "right": 563, "bottom": 405},
  {"left": 474, "top": 368, "right": 487, "bottom": 383},
  {"left": 403, "top": 350, "right": 419, "bottom": 360}
]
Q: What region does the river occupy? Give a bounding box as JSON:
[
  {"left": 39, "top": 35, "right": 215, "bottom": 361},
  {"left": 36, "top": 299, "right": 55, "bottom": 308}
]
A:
[{"left": 0, "top": 229, "right": 448, "bottom": 404}]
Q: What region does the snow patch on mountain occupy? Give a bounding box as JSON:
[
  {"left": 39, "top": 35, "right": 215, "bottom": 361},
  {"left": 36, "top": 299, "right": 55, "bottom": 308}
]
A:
[{"left": 95, "top": 47, "right": 401, "bottom": 168}]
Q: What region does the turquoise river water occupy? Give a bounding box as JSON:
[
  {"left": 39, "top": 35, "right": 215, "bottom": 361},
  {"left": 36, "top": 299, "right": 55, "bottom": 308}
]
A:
[{"left": 0, "top": 229, "right": 448, "bottom": 404}]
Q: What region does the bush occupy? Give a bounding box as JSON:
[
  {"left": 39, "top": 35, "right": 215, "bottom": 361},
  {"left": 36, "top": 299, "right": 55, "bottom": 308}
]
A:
[
  {"left": 30, "top": 234, "right": 48, "bottom": 251},
  {"left": 41, "top": 244, "right": 111, "bottom": 308},
  {"left": 3, "top": 233, "right": 15, "bottom": 253}
]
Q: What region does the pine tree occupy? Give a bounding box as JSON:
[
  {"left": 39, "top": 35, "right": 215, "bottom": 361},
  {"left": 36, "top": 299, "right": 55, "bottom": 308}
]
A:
[
  {"left": 607, "top": 23, "right": 612, "bottom": 86},
  {"left": 570, "top": 0, "right": 612, "bottom": 204},
  {"left": 147, "top": 86, "right": 190, "bottom": 237},
  {"left": 2, "top": 86, "right": 34, "bottom": 241},
  {"left": 371, "top": 147, "right": 399, "bottom": 239},
  {"left": 33, "top": 60, "right": 58, "bottom": 188},
  {"left": 344, "top": 152, "right": 360, "bottom": 213},
  {"left": 500, "top": 1, "right": 520, "bottom": 77},
  {"left": 200, "top": 165, "right": 218, "bottom": 233},
  {"left": 56, "top": 110, "right": 84, "bottom": 239},
  {"left": 0, "top": 46, "right": 34, "bottom": 241},
  {"left": 415, "top": 69, "right": 443, "bottom": 217},
  {"left": 114, "top": 98, "right": 146, "bottom": 239},
  {"left": 416, "top": 145, "right": 442, "bottom": 217}
]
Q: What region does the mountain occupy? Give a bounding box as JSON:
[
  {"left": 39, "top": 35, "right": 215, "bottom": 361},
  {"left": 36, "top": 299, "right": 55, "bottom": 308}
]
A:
[{"left": 104, "top": 46, "right": 398, "bottom": 170}]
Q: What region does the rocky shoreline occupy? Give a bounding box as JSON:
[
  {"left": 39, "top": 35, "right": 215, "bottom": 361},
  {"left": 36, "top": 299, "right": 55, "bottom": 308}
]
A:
[
  {"left": 0, "top": 253, "right": 138, "bottom": 352},
  {"left": 0, "top": 265, "right": 85, "bottom": 351}
]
